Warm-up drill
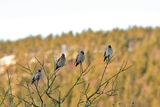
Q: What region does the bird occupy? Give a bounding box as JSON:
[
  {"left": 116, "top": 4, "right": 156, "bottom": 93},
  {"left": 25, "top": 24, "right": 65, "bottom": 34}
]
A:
[
  {"left": 75, "top": 50, "right": 85, "bottom": 67},
  {"left": 55, "top": 53, "right": 66, "bottom": 70},
  {"left": 31, "top": 69, "right": 42, "bottom": 84},
  {"left": 104, "top": 45, "right": 113, "bottom": 61}
]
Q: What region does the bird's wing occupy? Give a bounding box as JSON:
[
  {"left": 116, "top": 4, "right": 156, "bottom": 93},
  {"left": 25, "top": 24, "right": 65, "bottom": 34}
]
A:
[
  {"left": 32, "top": 71, "right": 37, "bottom": 79},
  {"left": 32, "top": 75, "right": 35, "bottom": 80},
  {"left": 104, "top": 50, "right": 106, "bottom": 57},
  {"left": 75, "top": 54, "right": 80, "bottom": 62},
  {"left": 104, "top": 48, "right": 108, "bottom": 57},
  {"left": 57, "top": 57, "right": 61, "bottom": 63},
  {"left": 34, "top": 72, "right": 41, "bottom": 80},
  {"left": 56, "top": 57, "right": 61, "bottom": 66}
]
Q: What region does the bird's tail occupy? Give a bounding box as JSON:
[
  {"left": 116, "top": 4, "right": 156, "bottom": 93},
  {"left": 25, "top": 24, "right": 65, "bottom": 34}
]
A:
[
  {"left": 31, "top": 80, "right": 35, "bottom": 84},
  {"left": 75, "top": 63, "right": 79, "bottom": 67},
  {"left": 55, "top": 66, "right": 59, "bottom": 71},
  {"left": 104, "top": 57, "right": 107, "bottom": 61}
]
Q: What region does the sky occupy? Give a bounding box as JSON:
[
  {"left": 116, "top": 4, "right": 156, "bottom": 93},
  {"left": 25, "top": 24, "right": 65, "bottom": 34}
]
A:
[{"left": 0, "top": 0, "right": 160, "bottom": 41}]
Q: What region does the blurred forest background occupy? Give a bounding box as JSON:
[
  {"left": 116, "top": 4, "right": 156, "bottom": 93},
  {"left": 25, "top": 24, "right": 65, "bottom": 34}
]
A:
[{"left": 0, "top": 26, "right": 160, "bottom": 107}]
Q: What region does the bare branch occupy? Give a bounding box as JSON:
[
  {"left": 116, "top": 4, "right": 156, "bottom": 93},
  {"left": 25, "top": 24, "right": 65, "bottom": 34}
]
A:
[
  {"left": 82, "top": 57, "right": 134, "bottom": 106},
  {"left": 61, "top": 63, "right": 91, "bottom": 103},
  {"left": 34, "top": 83, "right": 43, "bottom": 106},
  {"left": 0, "top": 88, "right": 9, "bottom": 106}
]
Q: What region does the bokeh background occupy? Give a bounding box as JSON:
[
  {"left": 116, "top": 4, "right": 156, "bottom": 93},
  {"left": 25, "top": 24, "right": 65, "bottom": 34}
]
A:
[{"left": 0, "top": 0, "right": 160, "bottom": 107}]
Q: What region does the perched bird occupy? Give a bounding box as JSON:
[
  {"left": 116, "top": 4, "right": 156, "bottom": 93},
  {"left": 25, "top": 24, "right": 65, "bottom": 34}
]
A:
[
  {"left": 104, "top": 45, "right": 113, "bottom": 61},
  {"left": 75, "top": 50, "right": 85, "bottom": 67},
  {"left": 31, "top": 69, "right": 42, "bottom": 84},
  {"left": 55, "top": 53, "right": 66, "bottom": 70}
]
